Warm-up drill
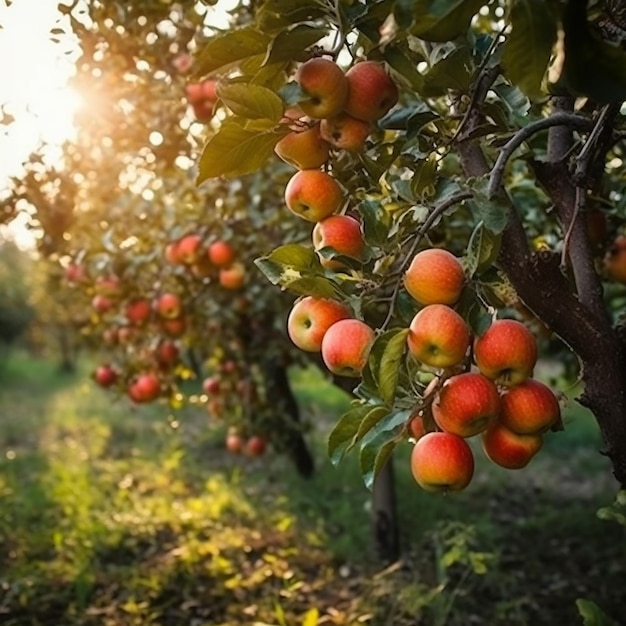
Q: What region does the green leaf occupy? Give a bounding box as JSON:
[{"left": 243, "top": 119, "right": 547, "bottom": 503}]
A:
[
  {"left": 328, "top": 404, "right": 375, "bottom": 465},
  {"left": 257, "top": 0, "right": 329, "bottom": 33},
  {"left": 217, "top": 83, "right": 284, "bottom": 122},
  {"left": 197, "top": 120, "right": 283, "bottom": 182},
  {"left": 421, "top": 46, "right": 473, "bottom": 97},
  {"left": 383, "top": 45, "right": 425, "bottom": 91},
  {"left": 409, "top": 0, "right": 486, "bottom": 42},
  {"left": 360, "top": 438, "right": 398, "bottom": 490},
  {"left": 359, "top": 199, "right": 391, "bottom": 247},
  {"left": 576, "top": 599, "right": 616, "bottom": 626},
  {"left": 194, "top": 27, "right": 270, "bottom": 76},
  {"left": 268, "top": 244, "right": 319, "bottom": 270},
  {"left": 263, "top": 23, "right": 329, "bottom": 66},
  {"left": 378, "top": 328, "right": 409, "bottom": 405},
  {"left": 356, "top": 405, "right": 391, "bottom": 442},
  {"left": 469, "top": 179, "right": 511, "bottom": 234},
  {"left": 464, "top": 221, "right": 502, "bottom": 278},
  {"left": 501, "top": 0, "right": 557, "bottom": 99}
]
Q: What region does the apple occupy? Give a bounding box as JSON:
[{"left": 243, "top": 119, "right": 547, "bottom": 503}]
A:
[
  {"left": 499, "top": 378, "right": 560, "bottom": 435},
  {"left": 219, "top": 262, "right": 246, "bottom": 290},
  {"left": 160, "top": 317, "right": 187, "bottom": 338},
  {"left": 284, "top": 169, "right": 344, "bottom": 222},
  {"left": 92, "top": 294, "right": 112, "bottom": 313},
  {"left": 155, "top": 340, "right": 179, "bottom": 368},
  {"left": 473, "top": 319, "right": 538, "bottom": 387},
  {"left": 221, "top": 360, "right": 238, "bottom": 375},
  {"left": 192, "top": 100, "right": 214, "bottom": 122},
  {"left": 432, "top": 372, "right": 500, "bottom": 438},
  {"left": 312, "top": 214, "right": 365, "bottom": 269},
  {"left": 320, "top": 113, "right": 372, "bottom": 152},
  {"left": 127, "top": 372, "right": 161, "bottom": 404},
  {"left": 155, "top": 292, "right": 182, "bottom": 319},
  {"left": 64, "top": 263, "right": 86, "bottom": 283},
  {"left": 344, "top": 61, "right": 399, "bottom": 122},
  {"left": 410, "top": 431, "right": 474, "bottom": 492},
  {"left": 274, "top": 124, "right": 331, "bottom": 170},
  {"left": 245, "top": 435, "right": 267, "bottom": 457},
  {"left": 95, "top": 275, "right": 122, "bottom": 297},
  {"left": 295, "top": 57, "right": 348, "bottom": 119},
  {"left": 481, "top": 423, "right": 543, "bottom": 469},
  {"left": 226, "top": 432, "right": 244, "bottom": 454},
  {"left": 604, "top": 234, "right": 626, "bottom": 283},
  {"left": 202, "top": 376, "right": 221, "bottom": 395},
  {"left": 173, "top": 53, "right": 193, "bottom": 74},
  {"left": 404, "top": 248, "right": 465, "bottom": 306},
  {"left": 287, "top": 295, "right": 352, "bottom": 352},
  {"left": 93, "top": 364, "right": 117, "bottom": 388},
  {"left": 207, "top": 240, "right": 235, "bottom": 267},
  {"left": 408, "top": 416, "right": 427, "bottom": 441},
  {"left": 321, "top": 318, "right": 375, "bottom": 377},
  {"left": 125, "top": 298, "right": 152, "bottom": 326},
  {"left": 165, "top": 241, "right": 182, "bottom": 265},
  {"left": 176, "top": 234, "right": 203, "bottom": 265},
  {"left": 117, "top": 326, "right": 134, "bottom": 343},
  {"left": 407, "top": 304, "right": 470, "bottom": 369},
  {"left": 185, "top": 82, "right": 206, "bottom": 104}
]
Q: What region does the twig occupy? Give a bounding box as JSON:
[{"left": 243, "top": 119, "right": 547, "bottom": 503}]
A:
[
  {"left": 379, "top": 191, "right": 472, "bottom": 330},
  {"left": 487, "top": 113, "right": 594, "bottom": 198},
  {"left": 561, "top": 185, "right": 585, "bottom": 271}
]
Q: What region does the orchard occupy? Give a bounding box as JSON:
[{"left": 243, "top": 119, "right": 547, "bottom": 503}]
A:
[{"left": 2, "top": 0, "right": 626, "bottom": 623}]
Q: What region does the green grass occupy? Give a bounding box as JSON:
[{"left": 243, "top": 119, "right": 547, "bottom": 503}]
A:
[{"left": 0, "top": 352, "right": 624, "bottom": 625}]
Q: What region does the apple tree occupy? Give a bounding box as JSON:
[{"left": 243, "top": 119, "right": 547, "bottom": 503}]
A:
[{"left": 186, "top": 0, "right": 626, "bottom": 492}]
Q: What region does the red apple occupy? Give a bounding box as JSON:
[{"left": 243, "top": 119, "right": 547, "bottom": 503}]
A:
[
  {"left": 287, "top": 296, "right": 352, "bottom": 352},
  {"left": 473, "top": 319, "right": 538, "bottom": 387},
  {"left": 274, "top": 124, "right": 331, "bottom": 170},
  {"left": 160, "top": 317, "right": 187, "bottom": 338},
  {"left": 125, "top": 298, "right": 152, "bottom": 326},
  {"left": 219, "top": 262, "right": 246, "bottom": 290},
  {"left": 127, "top": 372, "right": 161, "bottom": 404},
  {"left": 312, "top": 214, "right": 365, "bottom": 269},
  {"left": 321, "top": 318, "right": 375, "bottom": 377},
  {"left": 155, "top": 340, "right": 179, "bottom": 368},
  {"left": 344, "top": 61, "right": 399, "bottom": 122},
  {"left": 207, "top": 240, "right": 235, "bottom": 267},
  {"left": 499, "top": 378, "right": 560, "bottom": 435},
  {"left": 410, "top": 431, "right": 474, "bottom": 492},
  {"left": 408, "top": 416, "right": 427, "bottom": 441},
  {"left": 284, "top": 169, "right": 344, "bottom": 222},
  {"left": 94, "top": 275, "right": 122, "bottom": 297},
  {"left": 176, "top": 234, "right": 203, "bottom": 265},
  {"left": 226, "top": 432, "right": 244, "bottom": 454},
  {"left": 404, "top": 248, "right": 466, "bottom": 306},
  {"left": 155, "top": 293, "right": 182, "bottom": 320},
  {"left": 92, "top": 294, "right": 113, "bottom": 313},
  {"left": 481, "top": 423, "right": 543, "bottom": 469},
  {"left": 202, "top": 377, "right": 221, "bottom": 395},
  {"left": 245, "top": 435, "right": 267, "bottom": 457},
  {"left": 407, "top": 304, "right": 470, "bottom": 369},
  {"left": 93, "top": 364, "right": 117, "bottom": 388},
  {"left": 432, "top": 372, "right": 501, "bottom": 438},
  {"left": 296, "top": 57, "right": 348, "bottom": 119},
  {"left": 320, "top": 112, "right": 372, "bottom": 152}
]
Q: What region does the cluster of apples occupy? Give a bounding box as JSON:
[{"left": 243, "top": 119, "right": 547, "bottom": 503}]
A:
[
  {"left": 402, "top": 248, "right": 561, "bottom": 493},
  {"left": 184, "top": 78, "right": 218, "bottom": 123},
  {"left": 280, "top": 57, "right": 399, "bottom": 377}
]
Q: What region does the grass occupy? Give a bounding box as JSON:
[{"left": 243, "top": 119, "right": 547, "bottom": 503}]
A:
[{"left": 0, "top": 351, "right": 624, "bottom": 625}]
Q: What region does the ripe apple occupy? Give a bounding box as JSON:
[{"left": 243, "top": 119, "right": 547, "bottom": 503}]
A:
[
  {"left": 219, "top": 262, "right": 246, "bottom": 290},
  {"left": 274, "top": 124, "right": 331, "bottom": 170},
  {"left": 207, "top": 240, "right": 235, "bottom": 267},
  {"left": 202, "top": 376, "right": 221, "bottom": 395},
  {"left": 481, "top": 423, "right": 543, "bottom": 469},
  {"left": 604, "top": 234, "right": 626, "bottom": 283},
  {"left": 127, "top": 372, "right": 161, "bottom": 404},
  {"left": 284, "top": 169, "right": 344, "bottom": 222},
  {"left": 312, "top": 214, "right": 364, "bottom": 269},
  {"left": 295, "top": 57, "right": 349, "bottom": 119},
  {"left": 64, "top": 263, "right": 86, "bottom": 283},
  {"left": 173, "top": 53, "right": 193, "bottom": 74},
  {"left": 155, "top": 292, "right": 182, "bottom": 319},
  {"left": 404, "top": 248, "right": 465, "bottom": 306},
  {"left": 344, "top": 61, "right": 399, "bottom": 122},
  {"left": 165, "top": 241, "right": 183, "bottom": 265},
  {"left": 499, "top": 378, "right": 560, "bottom": 435},
  {"left": 408, "top": 417, "right": 427, "bottom": 441},
  {"left": 160, "top": 317, "right": 187, "bottom": 338},
  {"left": 185, "top": 82, "right": 206, "bottom": 104},
  {"left": 410, "top": 431, "right": 474, "bottom": 492},
  {"left": 95, "top": 275, "right": 122, "bottom": 297},
  {"left": 473, "top": 319, "right": 538, "bottom": 387},
  {"left": 93, "top": 364, "right": 117, "bottom": 388},
  {"left": 287, "top": 295, "right": 352, "bottom": 352},
  {"left": 321, "top": 318, "right": 375, "bottom": 377},
  {"left": 432, "top": 372, "right": 501, "bottom": 438},
  {"left": 176, "top": 234, "right": 203, "bottom": 265},
  {"left": 245, "top": 435, "right": 267, "bottom": 457},
  {"left": 407, "top": 304, "right": 470, "bottom": 369},
  {"left": 155, "top": 340, "right": 179, "bottom": 368},
  {"left": 226, "top": 432, "right": 244, "bottom": 454},
  {"left": 125, "top": 298, "right": 152, "bottom": 326},
  {"left": 92, "top": 294, "right": 113, "bottom": 313},
  {"left": 320, "top": 113, "right": 372, "bottom": 152}
]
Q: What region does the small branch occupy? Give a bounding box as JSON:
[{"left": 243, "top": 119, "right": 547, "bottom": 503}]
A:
[
  {"left": 561, "top": 185, "right": 585, "bottom": 270},
  {"left": 487, "top": 113, "right": 594, "bottom": 198}
]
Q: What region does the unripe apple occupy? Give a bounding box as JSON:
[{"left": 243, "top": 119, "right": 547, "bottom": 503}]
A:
[
  {"left": 125, "top": 298, "right": 152, "bottom": 326},
  {"left": 155, "top": 293, "right": 182, "bottom": 320},
  {"left": 296, "top": 57, "right": 348, "bottom": 119},
  {"left": 604, "top": 234, "right": 626, "bottom": 283},
  {"left": 219, "top": 262, "right": 246, "bottom": 290},
  {"left": 481, "top": 423, "right": 543, "bottom": 469},
  {"left": 312, "top": 214, "right": 364, "bottom": 269},
  {"left": 128, "top": 372, "right": 161, "bottom": 404},
  {"left": 321, "top": 318, "right": 375, "bottom": 377},
  {"left": 344, "top": 61, "right": 399, "bottom": 122},
  {"left": 410, "top": 431, "right": 474, "bottom": 492},
  {"left": 93, "top": 364, "right": 118, "bottom": 388},
  {"left": 284, "top": 169, "right": 344, "bottom": 222},
  {"left": 320, "top": 113, "right": 372, "bottom": 152},
  {"left": 407, "top": 304, "right": 470, "bottom": 369},
  {"left": 433, "top": 372, "right": 500, "bottom": 438},
  {"left": 245, "top": 435, "right": 267, "bottom": 457},
  {"left": 274, "top": 125, "right": 331, "bottom": 170},
  {"left": 207, "top": 240, "right": 235, "bottom": 267},
  {"left": 499, "top": 379, "right": 560, "bottom": 435},
  {"left": 287, "top": 296, "right": 352, "bottom": 352},
  {"left": 473, "top": 319, "right": 538, "bottom": 387},
  {"left": 404, "top": 248, "right": 465, "bottom": 305},
  {"left": 176, "top": 234, "right": 203, "bottom": 265}
]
